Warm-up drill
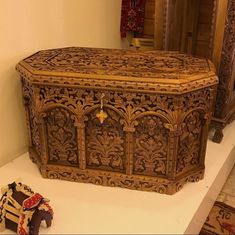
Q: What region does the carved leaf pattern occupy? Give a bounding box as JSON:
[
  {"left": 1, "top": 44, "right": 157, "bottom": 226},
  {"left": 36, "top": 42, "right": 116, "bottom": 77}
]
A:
[
  {"left": 179, "top": 88, "right": 213, "bottom": 112},
  {"left": 46, "top": 107, "right": 79, "bottom": 166},
  {"left": 38, "top": 86, "right": 213, "bottom": 122},
  {"left": 85, "top": 109, "right": 125, "bottom": 172},
  {"left": 39, "top": 87, "right": 175, "bottom": 126},
  {"left": 39, "top": 87, "right": 98, "bottom": 115},
  {"left": 133, "top": 116, "right": 168, "bottom": 176},
  {"left": 177, "top": 111, "right": 202, "bottom": 174}
]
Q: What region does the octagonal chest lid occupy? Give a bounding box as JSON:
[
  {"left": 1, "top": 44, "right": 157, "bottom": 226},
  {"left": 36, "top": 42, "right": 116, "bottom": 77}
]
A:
[{"left": 16, "top": 47, "right": 218, "bottom": 94}]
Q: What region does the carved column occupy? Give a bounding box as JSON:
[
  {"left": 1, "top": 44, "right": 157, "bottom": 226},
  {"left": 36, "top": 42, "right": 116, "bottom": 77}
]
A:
[
  {"left": 124, "top": 127, "right": 135, "bottom": 176},
  {"left": 76, "top": 122, "right": 86, "bottom": 170},
  {"left": 35, "top": 87, "right": 47, "bottom": 165},
  {"left": 21, "top": 77, "right": 32, "bottom": 148},
  {"left": 199, "top": 114, "right": 211, "bottom": 166},
  {"left": 37, "top": 113, "right": 48, "bottom": 165},
  {"left": 165, "top": 125, "right": 181, "bottom": 180}
]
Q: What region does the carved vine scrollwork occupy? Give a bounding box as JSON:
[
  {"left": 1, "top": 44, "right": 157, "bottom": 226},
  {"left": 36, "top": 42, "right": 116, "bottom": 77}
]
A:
[
  {"left": 39, "top": 87, "right": 98, "bottom": 116},
  {"left": 38, "top": 87, "right": 175, "bottom": 126},
  {"left": 179, "top": 88, "right": 213, "bottom": 113},
  {"left": 106, "top": 92, "right": 174, "bottom": 125},
  {"left": 45, "top": 107, "right": 79, "bottom": 166},
  {"left": 176, "top": 111, "right": 203, "bottom": 174},
  {"left": 85, "top": 108, "right": 125, "bottom": 172},
  {"left": 42, "top": 164, "right": 170, "bottom": 193},
  {"left": 20, "top": 47, "right": 212, "bottom": 79},
  {"left": 38, "top": 86, "right": 214, "bottom": 126},
  {"left": 133, "top": 115, "right": 168, "bottom": 176}
]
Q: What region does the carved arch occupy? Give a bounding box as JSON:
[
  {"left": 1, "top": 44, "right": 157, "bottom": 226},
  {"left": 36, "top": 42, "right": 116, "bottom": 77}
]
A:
[
  {"left": 134, "top": 110, "right": 173, "bottom": 127},
  {"left": 181, "top": 107, "right": 208, "bottom": 122},
  {"left": 39, "top": 104, "right": 78, "bottom": 122},
  {"left": 84, "top": 104, "right": 125, "bottom": 118},
  {"left": 43, "top": 94, "right": 78, "bottom": 111}
]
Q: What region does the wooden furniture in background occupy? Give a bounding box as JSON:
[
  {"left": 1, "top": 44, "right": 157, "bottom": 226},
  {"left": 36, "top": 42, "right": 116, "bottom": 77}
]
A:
[
  {"left": 16, "top": 47, "right": 218, "bottom": 194},
  {"left": 153, "top": 0, "right": 235, "bottom": 143},
  {"left": 154, "top": 0, "right": 217, "bottom": 56},
  {"left": 211, "top": 0, "right": 235, "bottom": 143},
  {"left": 130, "top": 0, "right": 155, "bottom": 49},
  {"left": 143, "top": 0, "right": 155, "bottom": 38}
]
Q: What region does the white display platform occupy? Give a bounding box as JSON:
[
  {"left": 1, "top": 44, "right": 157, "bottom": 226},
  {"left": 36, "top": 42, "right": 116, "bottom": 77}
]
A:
[{"left": 0, "top": 122, "right": 235, "bottom": 234}]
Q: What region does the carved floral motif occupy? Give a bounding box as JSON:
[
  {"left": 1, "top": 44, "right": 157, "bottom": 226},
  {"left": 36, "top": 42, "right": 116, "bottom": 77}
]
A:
[
  {"left": 177, "top": 111, "right": 203, "bottom": 174},
  {"left": 179, "top": 88, "right": 213, "bottom": 113},
  {"left": 85, "top": 109, "right": 125, "bottom": 172},
  {"left": 45, "top": 107, "right": 79, "bottom": 166},
  {"left": 19, "top": 47, "right": 212, "bottom": 79},
  {"left": 133, "top": 116, "right": 168, "bottom": 176}
]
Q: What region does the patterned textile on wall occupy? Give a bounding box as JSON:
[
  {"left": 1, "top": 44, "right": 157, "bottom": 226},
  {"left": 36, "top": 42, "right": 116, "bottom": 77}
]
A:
[{"left": 120, "top": 0, "right": 147, "bottom": 38}]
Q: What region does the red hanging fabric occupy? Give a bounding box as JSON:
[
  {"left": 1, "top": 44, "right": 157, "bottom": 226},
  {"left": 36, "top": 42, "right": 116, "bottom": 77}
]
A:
[{"left": 120, "top": 0, "right": 147, "bottom": 38}]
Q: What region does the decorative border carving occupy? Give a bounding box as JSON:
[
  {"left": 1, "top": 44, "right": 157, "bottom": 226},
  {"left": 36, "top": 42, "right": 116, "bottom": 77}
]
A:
[
  {"left": 16, "top": 72, "right": 217, "bottom": 95},
  {"left": 16, "top": 47, "right": 218, "bottom": 95},
  {"left": 30, "top": 147, "right": 204, "bottom": 195}
]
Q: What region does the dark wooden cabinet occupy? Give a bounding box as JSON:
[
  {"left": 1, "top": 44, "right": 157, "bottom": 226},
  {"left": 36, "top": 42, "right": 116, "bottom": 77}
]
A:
[
  {"left": 211, "top": 0, "right": 235, "bottom": 143},
  {"left": 154, "top": 0, "right": 218, "bottom": 56}
]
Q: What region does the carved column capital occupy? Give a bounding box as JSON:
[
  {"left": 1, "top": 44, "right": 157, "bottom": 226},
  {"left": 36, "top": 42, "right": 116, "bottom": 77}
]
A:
[
  {"left": 123, "top": 126, "right": 135, "bottom": 132},
  {"left": 164, "top": 123, "right": 182, "bottom": 137}
]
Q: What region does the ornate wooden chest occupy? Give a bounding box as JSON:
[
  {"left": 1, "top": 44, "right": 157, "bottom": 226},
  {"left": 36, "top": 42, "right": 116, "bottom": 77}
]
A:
[{"left": 16, "top": 47, "right": 218, "bottom": 194}]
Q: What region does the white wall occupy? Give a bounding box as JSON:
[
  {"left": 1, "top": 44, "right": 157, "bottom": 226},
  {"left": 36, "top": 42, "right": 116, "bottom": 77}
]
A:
[{"left": 0, "top": 0, "right": 122, "bottom": 167}]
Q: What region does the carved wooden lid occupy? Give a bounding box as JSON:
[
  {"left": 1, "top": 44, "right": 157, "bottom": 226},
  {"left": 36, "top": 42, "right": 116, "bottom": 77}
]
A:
[{"left": 16, "top": 47, "right": 218, "bottom": 94}]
